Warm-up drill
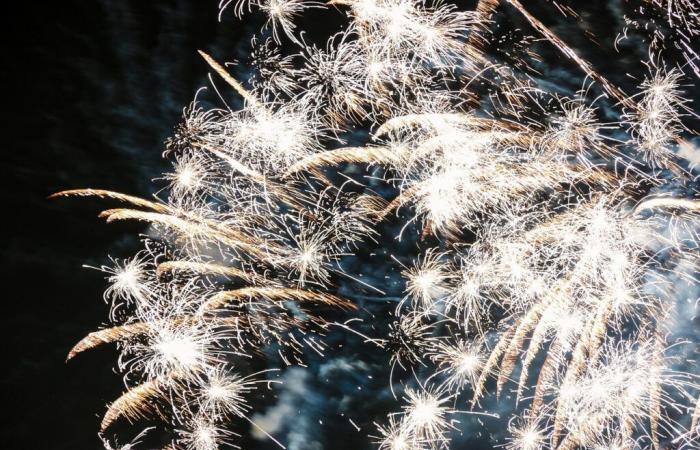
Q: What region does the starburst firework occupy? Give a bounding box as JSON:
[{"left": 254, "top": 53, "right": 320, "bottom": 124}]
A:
[{"left": 53, "top": 1, "right": 700, "bottom": 449}]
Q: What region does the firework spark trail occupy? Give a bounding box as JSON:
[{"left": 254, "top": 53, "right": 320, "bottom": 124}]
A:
[
  {"left": 55, "top": 46, "right": 383, "bottom": 447},
  {"left": 504, "top": 0, "right": 635, "bottom": 109},
  {"left": 52, "top": 0, "right": 700, "bottom": 449}
]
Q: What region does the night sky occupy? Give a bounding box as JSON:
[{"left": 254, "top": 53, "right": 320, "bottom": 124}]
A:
[{"left": 5, "top": 2, "right": 235, "bottom": 448}]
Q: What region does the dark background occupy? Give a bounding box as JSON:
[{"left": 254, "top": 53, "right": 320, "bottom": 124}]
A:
[
  {"left": 4, "top": 2, "right": 243, "bottom": 448},
  {"left": 2, "top": 1, "right": 694, "bottom": 449}
]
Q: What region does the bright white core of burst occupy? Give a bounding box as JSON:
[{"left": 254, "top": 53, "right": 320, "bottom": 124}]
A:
[
  {"left": 154, "top": 333, "right": 201, "bottom": 369},
  {"left": 519, "top": 429, "right": 541, "bottom": 450},
  {"left": 409, "top": 396, "right": 441, "bottom": 427},
  {"left": 176, "top": 165, "right": 199, "bottom": 189},
  {"left": 114, "top": 266, "right": 141, "bottom": 294},
  {"left": 415, "top": 270, "right": 440, "bottom": 293},
  {"left": 455, "top": 351, "right": 479, "bottom": 374}
]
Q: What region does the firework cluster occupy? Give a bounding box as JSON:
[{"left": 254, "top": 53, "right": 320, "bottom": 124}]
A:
[{"left": 55, "top": 0, "right": 700, "bottom": 449}]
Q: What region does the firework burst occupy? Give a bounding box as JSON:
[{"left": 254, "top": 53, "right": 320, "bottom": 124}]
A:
[{"left": 53, "top": 0, "right": 700, "bottom": 449}]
